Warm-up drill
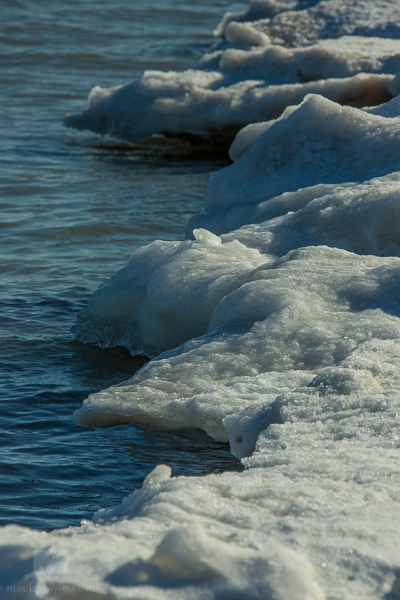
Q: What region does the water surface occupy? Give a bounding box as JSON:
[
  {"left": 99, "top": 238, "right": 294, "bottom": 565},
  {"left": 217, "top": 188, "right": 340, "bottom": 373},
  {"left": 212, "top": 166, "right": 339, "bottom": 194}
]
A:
[{"left": 0, "top": 0, "right": 245, "bottom": 531}]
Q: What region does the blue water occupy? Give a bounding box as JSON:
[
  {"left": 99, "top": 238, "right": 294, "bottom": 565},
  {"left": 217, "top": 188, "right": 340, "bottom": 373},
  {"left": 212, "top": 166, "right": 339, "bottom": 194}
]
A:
[{"left": 0, "top": 0, "right": 244, "bottom": 531}]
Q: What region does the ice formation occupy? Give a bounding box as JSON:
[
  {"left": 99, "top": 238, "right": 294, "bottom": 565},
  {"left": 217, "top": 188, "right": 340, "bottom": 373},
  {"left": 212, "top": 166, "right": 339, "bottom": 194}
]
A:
[
  {"left": 2, "top": 1, "right": 400, "bottom": 600},
  {"left": 64, "top": 0, "right": 400, "bottom": 143}
]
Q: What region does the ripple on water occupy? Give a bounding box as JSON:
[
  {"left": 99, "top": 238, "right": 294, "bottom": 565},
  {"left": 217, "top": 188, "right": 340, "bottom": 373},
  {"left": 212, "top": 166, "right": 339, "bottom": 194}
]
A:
[{"left": 0, "top": 0, "right": 243, "bottom": 530}]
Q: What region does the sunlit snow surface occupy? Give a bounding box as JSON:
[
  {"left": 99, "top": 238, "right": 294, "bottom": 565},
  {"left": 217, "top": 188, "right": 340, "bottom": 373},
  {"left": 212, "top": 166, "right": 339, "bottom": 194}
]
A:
[{"left": 3, "top": 1, "right": 400, "bottom": 599}]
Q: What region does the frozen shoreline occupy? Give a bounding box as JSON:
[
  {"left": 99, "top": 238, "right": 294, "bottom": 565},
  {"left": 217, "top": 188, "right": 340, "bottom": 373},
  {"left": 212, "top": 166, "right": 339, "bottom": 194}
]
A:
[
  {"left": 64, "top": 0, "right": 400, "bottom": 144},
  {"left": 3, "top": 1, "right": 400, "bottom": 599}
]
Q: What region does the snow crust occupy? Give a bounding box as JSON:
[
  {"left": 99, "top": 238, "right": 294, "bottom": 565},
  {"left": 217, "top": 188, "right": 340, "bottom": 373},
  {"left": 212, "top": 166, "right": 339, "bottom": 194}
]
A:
[{"left": 3, "top": 2, "right": 400, "bottom": 600}]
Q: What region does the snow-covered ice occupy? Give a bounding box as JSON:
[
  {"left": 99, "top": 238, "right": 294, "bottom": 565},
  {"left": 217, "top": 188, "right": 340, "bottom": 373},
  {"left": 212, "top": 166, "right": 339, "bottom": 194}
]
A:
[
  {"left": 64, "top": 0, "right": 400, "bottom": 143},
  {"left": 64, "top": 68, "right": 398, "bottom": 144},
  {"left": 3, "top": 1, "right": 400, "bottom": 599},
  {"left": 192, "top": 94, "right": 400, "bottom": 233},
  {"left": 74, "top": 95, "right": 400, "bottom": 354}
]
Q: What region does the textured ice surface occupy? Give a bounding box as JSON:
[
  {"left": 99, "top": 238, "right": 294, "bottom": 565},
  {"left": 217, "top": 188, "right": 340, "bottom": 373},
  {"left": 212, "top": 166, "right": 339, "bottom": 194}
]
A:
[
  {"left": 74, "top": 96, "right": 400, "bottom": 353},
  {"left": 64, "top": 92, "right": 400, "bottom": 600},
  {"left": 64, "top": 69, "right": 398, "bottom": 143},
  {"left": 70, "top": 102, "right": 400, "bottom": 598},
  {"left": 215, "top": 0, "right": 400, "bottom": 47},
  {"left": 74, "top": 245, "right": 400, "bottom": 440},
  {"left": 64, "top": 0, "right": 400, "bottom": 142},
  {"left": 3, "top": 1, "right": 400, "bottom": 599},
  {"left": 231, "top": 89, "right": 400, "bottom": 161},
  {"left": 193, "top": 94, "right": 400, "bottom": 232},
  {"left": 73, "top": 229, "right": 265, "bottom": 354}
]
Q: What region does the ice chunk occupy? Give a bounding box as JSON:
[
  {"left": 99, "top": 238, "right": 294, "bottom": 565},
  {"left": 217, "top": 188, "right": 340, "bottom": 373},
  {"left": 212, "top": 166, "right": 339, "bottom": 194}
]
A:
[
  {"left": 74, "top": 247, "right": 400, "bottom": 443},
  {"left": 189, "top": 94, "right": 400, "bottom": 234},
  {"left": 231, "top": 90, "right": 400, "bottom": 162},
  {"left": 75, "top": 97, "right": 400, "bottom": 356},
  {"left": 65, "top": 69, "right": 399, "bottom": 145},
  {"left": 216, "top": 0, "right": 400, "bottom": 48},
  {"left": 221, "top": 173, "right": 400, "bottom": 258},
  {"left": 223, "top": 401, "right": 282, "bottom": 458},
  {"left": 65, "top": 0, "right": 400, "bottom": 143},
  {"left": 224, "top": 21, "right": 271, "bottom": 47},
  {"left": 2, "top": 355, "right": 399, "bottom": 598},
  {"left": 74, "top": 229, "right": 265, "bottom": 355},
  {"left": 65, "top": 68, "right": 398, "bottom": 144}
]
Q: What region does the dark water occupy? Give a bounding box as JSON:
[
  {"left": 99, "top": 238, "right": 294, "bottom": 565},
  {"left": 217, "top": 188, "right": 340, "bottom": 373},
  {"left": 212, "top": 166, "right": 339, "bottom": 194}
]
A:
[{"left": 0, "top": 0, "right": 244, "bottom": 531}]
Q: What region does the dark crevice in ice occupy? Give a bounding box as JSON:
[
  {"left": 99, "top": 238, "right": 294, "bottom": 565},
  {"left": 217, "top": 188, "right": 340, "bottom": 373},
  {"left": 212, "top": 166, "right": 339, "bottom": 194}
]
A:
[{"left": 340, "top": 87, "right": 393, "bottom": 109}]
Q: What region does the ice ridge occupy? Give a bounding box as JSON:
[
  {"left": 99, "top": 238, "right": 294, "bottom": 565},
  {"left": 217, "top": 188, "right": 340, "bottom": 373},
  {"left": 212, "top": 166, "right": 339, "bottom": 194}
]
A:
[
  {"left": 2, "top": 2, "right": 400, "bottom": 600},
  {"left": 64, "top": 0, "right": 400, "bottom": 143}
]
